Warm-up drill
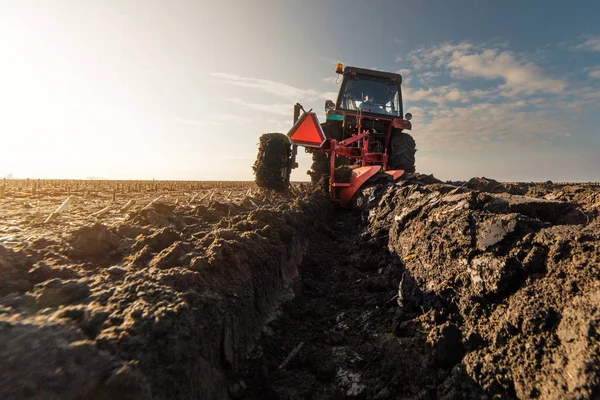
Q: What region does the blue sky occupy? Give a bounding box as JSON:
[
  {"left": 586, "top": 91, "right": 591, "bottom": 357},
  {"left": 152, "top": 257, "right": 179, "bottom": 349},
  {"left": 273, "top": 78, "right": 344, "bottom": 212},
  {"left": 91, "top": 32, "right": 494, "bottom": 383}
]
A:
[{"left": 1, "top": 0, "right": 599, "bottom": 181}]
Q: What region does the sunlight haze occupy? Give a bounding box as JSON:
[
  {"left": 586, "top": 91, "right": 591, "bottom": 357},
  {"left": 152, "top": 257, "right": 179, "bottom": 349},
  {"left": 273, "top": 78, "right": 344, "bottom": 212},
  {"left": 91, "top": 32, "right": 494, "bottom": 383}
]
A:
[{"left": 1, "top": 0, "right": 599, "bottom": 181}]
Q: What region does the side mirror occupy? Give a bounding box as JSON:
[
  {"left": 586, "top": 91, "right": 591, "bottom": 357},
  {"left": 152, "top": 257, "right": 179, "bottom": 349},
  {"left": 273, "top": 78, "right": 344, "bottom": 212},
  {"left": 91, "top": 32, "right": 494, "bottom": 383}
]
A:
[
  {"left": 325, "top": 100, "right": 335, "bottom": 111},
  {"left": 405, "top": 112, "right": 412, "bottom": 121}
]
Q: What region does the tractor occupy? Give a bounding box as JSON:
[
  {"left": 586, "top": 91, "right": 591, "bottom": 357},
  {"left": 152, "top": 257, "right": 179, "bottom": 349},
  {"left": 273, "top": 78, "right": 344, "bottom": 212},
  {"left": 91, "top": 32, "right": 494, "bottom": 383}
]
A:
[{"left": 253, "top": 64, "right": 416, "bottom": 207}]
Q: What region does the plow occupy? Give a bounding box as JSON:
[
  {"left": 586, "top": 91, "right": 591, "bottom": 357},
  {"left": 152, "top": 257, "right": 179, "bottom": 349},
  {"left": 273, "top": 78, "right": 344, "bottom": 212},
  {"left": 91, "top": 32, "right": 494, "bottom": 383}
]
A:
[{"left": 254, "top": 64, "right": 416, "bottom": 207}]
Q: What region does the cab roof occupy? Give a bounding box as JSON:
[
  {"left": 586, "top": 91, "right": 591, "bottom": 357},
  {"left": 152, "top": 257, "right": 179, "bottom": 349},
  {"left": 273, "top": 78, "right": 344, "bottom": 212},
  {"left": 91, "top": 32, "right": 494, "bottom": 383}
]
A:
[{"left": 343, "top": 66, "right": 402, "bottom": 84}]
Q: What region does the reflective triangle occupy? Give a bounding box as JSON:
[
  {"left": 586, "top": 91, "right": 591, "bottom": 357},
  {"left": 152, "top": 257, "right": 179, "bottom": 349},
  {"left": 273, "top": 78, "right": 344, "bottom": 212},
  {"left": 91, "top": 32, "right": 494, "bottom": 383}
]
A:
[{"left": 287, "top": 112, "right": 326, "bottom": 148}]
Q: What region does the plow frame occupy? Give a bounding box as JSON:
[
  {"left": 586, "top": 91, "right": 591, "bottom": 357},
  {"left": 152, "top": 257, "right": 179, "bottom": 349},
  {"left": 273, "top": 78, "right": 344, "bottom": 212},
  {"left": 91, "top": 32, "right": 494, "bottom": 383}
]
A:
[{"left": 288, "top": 104, "right": 412, "bottom": 207}]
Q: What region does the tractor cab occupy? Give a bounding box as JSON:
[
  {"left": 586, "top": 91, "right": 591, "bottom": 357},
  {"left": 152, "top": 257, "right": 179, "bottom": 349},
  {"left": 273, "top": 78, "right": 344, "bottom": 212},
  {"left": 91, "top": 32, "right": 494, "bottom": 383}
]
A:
[
  {"left": 334, "top": 66, "right": 403, "bottom": 117},
  {"left": 323, "top": 66, "right": 412, "bottom": 143}
]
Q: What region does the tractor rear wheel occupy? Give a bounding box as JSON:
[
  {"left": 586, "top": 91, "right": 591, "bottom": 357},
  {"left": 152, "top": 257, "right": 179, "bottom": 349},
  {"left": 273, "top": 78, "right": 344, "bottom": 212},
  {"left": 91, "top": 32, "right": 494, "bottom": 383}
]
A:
[
  {"left": 253, "top": 133, "right": 291, "bottom": 190},
  {"left": 388, "top": 131, "right": 416, "bottom": 173}
]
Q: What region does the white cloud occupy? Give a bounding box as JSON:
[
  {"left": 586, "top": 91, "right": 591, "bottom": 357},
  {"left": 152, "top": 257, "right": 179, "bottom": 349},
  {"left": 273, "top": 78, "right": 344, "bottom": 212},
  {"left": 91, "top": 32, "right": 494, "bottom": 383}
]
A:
[
  {"left": 408, "top": 42, "right": 473, "bottom": 69},
  {"left": 447, "top": 49, "right": 565, "bottom": 95},
  {"left": 168, "top": 113, "right": 252, "bottom": 126},
  {"left": 411, "top": 101, "right": 571, "bottom": 153},
  {"left": 588, "top": 69, "right": 600, "bottom": 79},
  {"left": 403, "top": 85, "right": 498, "bottom": 104},
  {"left": 226, "top": 98, "right": 292, "bottom": 116},
  {"left": 418, "top": 71, "right": 440, "bottom": 83},
  {"left": 322, "top": 76, "right": 341, "bottom": 84},
  {"left": 570, "top": 35, "right": 600, "bottom": 52},
  {"left": 322, "top": 91, "right": 338, "bottom": 100},
  {"left": 210, "top": 72, "right": 332, "bottom": 101},
  {"left": 406, "top": 42, "right": 566, "bottom": 95}
]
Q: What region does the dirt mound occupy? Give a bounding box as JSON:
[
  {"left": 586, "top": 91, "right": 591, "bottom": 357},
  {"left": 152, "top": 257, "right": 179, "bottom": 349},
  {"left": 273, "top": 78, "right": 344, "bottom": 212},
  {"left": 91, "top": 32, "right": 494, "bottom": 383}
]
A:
[
  {"left": 334, "top": 166, "right": 353, "bottom": 183},
  {"left": 235, "top": 180, "right": 599, "bottom": 400},
  {"left": 66, "top": 223, "right": 119, "bottom": 260},
  {"left": 0, "top": 189, "right": 333, "bottom": 399},
  {"left": 413, "top": 173, "right": 443, "bottom": 185},
  {"left": 0, "top": 245, "right": 34, "bottom": 296},
  {"left": 236, "top": 199, "right": 489, "bottom": 399},
  {"left": 363, "top": 181, "right": 600, "bottom": 398},
  {"left": 0, "top": 317, "right": 150, "bottom": 399},
  {"left": 466, "top": 176, "right": 527, "bottom": 195}
]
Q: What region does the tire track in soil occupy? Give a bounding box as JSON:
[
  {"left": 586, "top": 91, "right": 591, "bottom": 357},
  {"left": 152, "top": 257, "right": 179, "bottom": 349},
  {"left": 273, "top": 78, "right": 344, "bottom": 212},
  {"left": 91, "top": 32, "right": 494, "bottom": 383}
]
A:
[{"left": 235, "top": 210, "right": 485, "bottom": 400}]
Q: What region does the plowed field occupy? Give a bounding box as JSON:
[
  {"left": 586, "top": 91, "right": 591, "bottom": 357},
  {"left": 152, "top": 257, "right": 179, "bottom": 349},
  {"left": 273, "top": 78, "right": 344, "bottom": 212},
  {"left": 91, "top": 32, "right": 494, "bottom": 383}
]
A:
[{"left": 1, "top": 178, "right": 598, "bottom": 399}]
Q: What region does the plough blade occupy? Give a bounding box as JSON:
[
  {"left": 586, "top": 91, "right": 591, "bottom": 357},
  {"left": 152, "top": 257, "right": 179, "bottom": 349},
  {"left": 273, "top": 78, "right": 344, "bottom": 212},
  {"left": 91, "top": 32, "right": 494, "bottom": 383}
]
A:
[
  {"left": 385, "top": 170, "right": 405, "bottom": 180},
  {"left": 337, "top": 166, "right": 381, "bottom": 208}
]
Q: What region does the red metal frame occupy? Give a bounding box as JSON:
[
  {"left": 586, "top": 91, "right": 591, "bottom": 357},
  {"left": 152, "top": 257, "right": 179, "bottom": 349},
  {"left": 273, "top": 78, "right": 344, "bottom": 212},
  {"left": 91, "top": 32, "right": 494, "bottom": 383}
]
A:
[{"left": 289, "top": 108, "right": 412, "bottom": 206}]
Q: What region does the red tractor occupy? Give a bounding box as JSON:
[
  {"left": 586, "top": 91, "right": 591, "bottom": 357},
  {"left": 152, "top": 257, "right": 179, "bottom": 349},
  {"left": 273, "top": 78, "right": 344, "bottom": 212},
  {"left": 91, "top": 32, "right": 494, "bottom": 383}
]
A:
[{"left": 253, "top": 64, "right": 416, "bottom": 207}]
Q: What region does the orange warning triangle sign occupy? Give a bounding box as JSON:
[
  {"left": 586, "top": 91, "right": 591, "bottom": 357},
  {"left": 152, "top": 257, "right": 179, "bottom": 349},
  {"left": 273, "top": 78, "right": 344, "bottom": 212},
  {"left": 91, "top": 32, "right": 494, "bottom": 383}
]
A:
[{"left": 287, "top": 112, "right": 326, "bottom": 148}]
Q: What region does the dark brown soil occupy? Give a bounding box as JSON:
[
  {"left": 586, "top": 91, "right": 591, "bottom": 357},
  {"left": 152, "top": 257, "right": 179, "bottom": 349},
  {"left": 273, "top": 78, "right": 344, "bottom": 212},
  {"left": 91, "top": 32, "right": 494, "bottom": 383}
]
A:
[
  {"left": 365, "top": 181, "right": 600, "bottom": 399},
  {"left": 0, "top": 183, "right": 330, "bottom": 399},
  {"left": 0, "top": 179, "right": 599, "bottom": 399},
  {"left": 235, "top": 209, "right": 487, "bottom": 399},
  {"left": 235, "top": 180, "right": 600, "bottom": 399}
]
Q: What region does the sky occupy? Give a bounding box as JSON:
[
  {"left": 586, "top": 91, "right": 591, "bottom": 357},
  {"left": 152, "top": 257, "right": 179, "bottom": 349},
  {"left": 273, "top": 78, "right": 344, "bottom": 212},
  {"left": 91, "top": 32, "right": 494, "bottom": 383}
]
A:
[{"left": 0, "top": 0, "right": 599, "bottom": 182}]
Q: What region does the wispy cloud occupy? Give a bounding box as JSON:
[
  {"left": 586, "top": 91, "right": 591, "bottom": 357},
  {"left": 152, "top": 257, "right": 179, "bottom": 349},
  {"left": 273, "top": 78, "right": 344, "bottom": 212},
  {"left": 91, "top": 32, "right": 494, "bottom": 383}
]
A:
[
  {"left": 411, "top": 101, "right": 572, "bottom": 152},
  {"left": 407, "top": 42, "right": 566, "bottom": 95},
  {"left": 407, "top": 42, "right": 473, "bottom": 69},
  {"left": 404, "top": 85, "right": 498, "bottom": 105},
  {"left": 226, "top": 97, "right": 292, "bottom": 116},
  {"left": 398, "top": 39, "right": 600, "bottom": 154},
  {"left": 169, "top": 114, "right": 252, "bottom": 126},
  {"left": 322, "top": 76, "right": 341, "bottom": 84},
  {"left": 569, "top": 34, "right": 600, "bottom": 52},
  {"left": 588, "top": 68, "right": 600, "bottom": 79},
  {"left": 449, "top": 49, "right": 565, "bottom": 95},
  {"left": 63, "top": 104, "right": 252, "bottom": 127},
  {"left": 210, "top": 72, "right": 334, "bottom": 101}
]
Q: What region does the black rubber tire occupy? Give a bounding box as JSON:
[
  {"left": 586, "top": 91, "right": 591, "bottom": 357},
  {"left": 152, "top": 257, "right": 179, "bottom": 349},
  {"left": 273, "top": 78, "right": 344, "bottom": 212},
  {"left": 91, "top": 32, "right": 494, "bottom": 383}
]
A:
[
  {"left": 388, "top": 131, "right": 416, "bottom": 173},
  {"left": 253, "top": 133, "right": 291, "bottom": 190}
]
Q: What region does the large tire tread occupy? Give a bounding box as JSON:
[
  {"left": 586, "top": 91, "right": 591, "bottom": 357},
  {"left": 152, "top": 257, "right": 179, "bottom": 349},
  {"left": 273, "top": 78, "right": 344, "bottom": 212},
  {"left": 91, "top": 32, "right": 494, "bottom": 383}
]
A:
[
  {"left": 388, "top": 131, "right": 416, "bottom": 173},
  {"left": 253, "top": 133, "right": 291, "bottom": 190}
]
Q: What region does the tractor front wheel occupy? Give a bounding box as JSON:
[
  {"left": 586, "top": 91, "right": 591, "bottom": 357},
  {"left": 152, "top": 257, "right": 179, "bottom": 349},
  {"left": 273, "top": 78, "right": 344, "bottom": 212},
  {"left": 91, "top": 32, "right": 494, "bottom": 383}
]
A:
[
  {"left": 388, "top": 131, "right": 416, "bottom": 173},
  {"left": 253, "top": 133, "right": 291, "bottom": 190}
]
